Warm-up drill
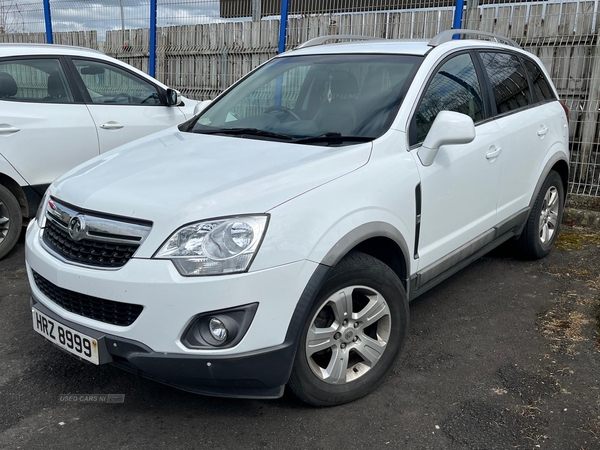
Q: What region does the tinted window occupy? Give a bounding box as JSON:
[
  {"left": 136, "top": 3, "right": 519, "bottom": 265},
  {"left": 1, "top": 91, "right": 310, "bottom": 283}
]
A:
[
  {"left": 413, "top": 53, "right": 484, "bottom": 144},
  {"left": 73, "top": 59, "right": 162, "bottom": 105},
  {"left": 523, "top": 59, "right": 556, "bottom": 102},
  {"left": 480, "top": 52, "right": 532, "bottom": 114},
  {"left": 0, "top": 58, "right": 73, "bottom": 103}
]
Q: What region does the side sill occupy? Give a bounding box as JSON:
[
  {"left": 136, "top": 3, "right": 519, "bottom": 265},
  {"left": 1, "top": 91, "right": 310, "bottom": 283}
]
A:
[{"left": 409, "top": 207, "right": 529, "bottom": 301}]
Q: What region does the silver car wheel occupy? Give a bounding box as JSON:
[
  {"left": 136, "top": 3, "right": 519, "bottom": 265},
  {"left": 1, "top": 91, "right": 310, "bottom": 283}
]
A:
[
  {"left": 305, "top": 285, "right": 391, "bottom": 385},
  {"left": 539, "top": 186, "right": 559, "bottom": 245},
  {"left": 0, "top": 200, "right": 10, "bottom": 244}
]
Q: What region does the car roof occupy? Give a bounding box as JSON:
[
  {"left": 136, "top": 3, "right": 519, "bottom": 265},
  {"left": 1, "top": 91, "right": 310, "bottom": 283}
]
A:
[
  {"left": 281, "top": 38, "right": 524, "bottom": 58},
  {"left": 0, "top": 43, "right": 104, "bottom": 58}
]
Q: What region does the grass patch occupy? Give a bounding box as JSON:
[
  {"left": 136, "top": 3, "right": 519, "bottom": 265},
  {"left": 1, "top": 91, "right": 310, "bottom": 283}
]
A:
[
  {"left": 540, "top": 308, "right": 590, "bottom": 355},
  {"left": 583, "top": 232, "right": 600, "bottom": 245},
  {"left": 555, "top": 232, "right": 585, "bottom": 250}
]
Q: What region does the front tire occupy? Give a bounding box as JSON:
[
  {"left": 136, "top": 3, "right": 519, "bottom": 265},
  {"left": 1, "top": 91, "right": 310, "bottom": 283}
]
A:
[
  {"left": 288, "top": 252, "right": 409, "bottom": 406},
  {"left": 0, "top": 184, "right": 22, "bottom": 260},
  {"left": 516, "top": 170, "right": 564, "bottom": 259}
]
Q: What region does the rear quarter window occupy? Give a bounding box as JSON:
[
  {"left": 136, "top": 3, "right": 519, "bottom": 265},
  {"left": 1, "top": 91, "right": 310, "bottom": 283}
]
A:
[
  {"left": 522, "top": 59, "right": 556, "bottom": 103},
  {"left": 480, "top": 52, "right": 532, "bottom": 115}
]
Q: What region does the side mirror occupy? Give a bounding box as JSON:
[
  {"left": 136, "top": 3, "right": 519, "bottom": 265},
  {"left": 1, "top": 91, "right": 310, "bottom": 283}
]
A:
[
  {"left": 166, "top": 88, "right": 182, "bottom": 106},
  {"left": 194, "top": 99, "right": 212, "bottom": 116},
  {"left": 418, "top": 111, "right": 476, "bottom": 167}
]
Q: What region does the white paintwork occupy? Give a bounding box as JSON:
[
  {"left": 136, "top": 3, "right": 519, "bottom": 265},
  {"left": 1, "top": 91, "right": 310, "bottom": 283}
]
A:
[
  {"left": 85, "top": 104, "right": 187, "bottom": 153},
  {"left": 413, "top": 120, "right": 503, "bottom": 270},
  {"left": 194, "top": 99, "right": 212, "bottom": 115},
  {"left": 49, "top": 130, "right": 372, "bottom": 258},
  {"left": 25, "top": 39, "right": 569, "bottom": 367},
  {"left": 0, "top": 43, "right": 198, "bottom": 188},
  {"left": 495, "top": 101, "right": 567, "bottom": 224},
  {"left": 418, "top": 111, "right": 476, "bottom": 166},
  {"left": 0, "top": 101, "right": 98, "bottom": 185}
]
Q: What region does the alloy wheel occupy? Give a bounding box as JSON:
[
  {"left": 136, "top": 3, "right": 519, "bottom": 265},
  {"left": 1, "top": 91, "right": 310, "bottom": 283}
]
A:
[
  {"left": 539, "top": 186, "right": 559, "bottom": 244},
  {"left": 305, "top": 285, "right": 391, "bottom": 384},
  {"left": 0, "top": 200, "right": 10, "bottom": 244}
]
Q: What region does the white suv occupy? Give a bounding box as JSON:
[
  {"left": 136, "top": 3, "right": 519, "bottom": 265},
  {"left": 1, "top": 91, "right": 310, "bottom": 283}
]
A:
[
  {"left": 0, "top": 43, "right": 201, "bottom": 259},
  {"left": 25, "top": 30, "right": 569, "bottom": 406}
]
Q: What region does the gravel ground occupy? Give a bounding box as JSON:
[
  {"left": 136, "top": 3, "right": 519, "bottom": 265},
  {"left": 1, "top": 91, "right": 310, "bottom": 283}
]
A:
[{"left": 0, "top": 227, "right": 599, "bottom": 450}]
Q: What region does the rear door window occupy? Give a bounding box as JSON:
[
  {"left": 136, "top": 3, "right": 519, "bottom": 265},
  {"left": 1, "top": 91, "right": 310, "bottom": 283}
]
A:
[
  {"left": 522, "top": 59, "right": 556, "bottom": 103},
  {"left": 0, "top": 58, "right": 73, "bottom": 103},
  {"left": 480, "top": 52, "right": 532, "bottom": 115}
]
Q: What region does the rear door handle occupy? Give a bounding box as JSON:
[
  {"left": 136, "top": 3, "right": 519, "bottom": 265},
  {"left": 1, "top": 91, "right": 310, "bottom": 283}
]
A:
[
  {"left": 537, "top": 125, "right": 549, "bottom": 137},
  {"left": 100, "top": 121, "right": 124, "bottom": 130},
  {"left": 486, "top": 146, "right": 502, "bottom": 160},
  {"left": 0, "top": 124, "right": 20, "bottom": 135}
]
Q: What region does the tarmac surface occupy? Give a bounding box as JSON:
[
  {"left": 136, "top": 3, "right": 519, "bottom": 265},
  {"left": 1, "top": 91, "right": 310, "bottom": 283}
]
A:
[{"left": 1, "top": 227, "right": 599, "bottom": 449}]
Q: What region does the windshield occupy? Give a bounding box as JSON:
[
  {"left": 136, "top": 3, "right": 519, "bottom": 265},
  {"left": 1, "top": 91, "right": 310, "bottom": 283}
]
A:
[{"left": 189, "top": 54, "right": 423, "bottom": 144}]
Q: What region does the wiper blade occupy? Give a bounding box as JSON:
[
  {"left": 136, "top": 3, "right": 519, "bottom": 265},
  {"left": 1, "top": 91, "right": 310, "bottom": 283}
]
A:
[
  {"left": 195, "top": 127, "right": 294, "bottom": 141},
  {"left": 293, "top": 132, "right": 375, "bottom": 145}
]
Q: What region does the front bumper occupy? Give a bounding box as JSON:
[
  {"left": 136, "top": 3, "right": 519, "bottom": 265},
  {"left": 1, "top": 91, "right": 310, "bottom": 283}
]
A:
[
  {"left": 32, "top": 297, "right": 293, "bottom": 398},
  {"left": 26, "top": 221, "right": 330, "bottom": 398},
  {"left": 26, "top": 221, "right": 318, "bottom": 355}
]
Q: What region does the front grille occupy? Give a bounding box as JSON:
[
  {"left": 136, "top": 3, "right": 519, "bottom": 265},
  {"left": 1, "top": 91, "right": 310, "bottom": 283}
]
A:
[
  {"left": 43, "top": 220, "right": 138, "bottom": 268},
  {"left": 33, "top": 271, "right": 143, "bottom": 326}
]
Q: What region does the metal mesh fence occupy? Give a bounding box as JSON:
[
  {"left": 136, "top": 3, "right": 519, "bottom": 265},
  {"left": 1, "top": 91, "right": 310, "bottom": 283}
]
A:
[
  {"left": 0, "top": 0, "right": 600, "bottom": 204},
  {"left": 466, "top": 1, "right": 600, "bottom": 205},
  {"left": 155, "top": 0, "right": 277, "bottom": 99},
  {"left": 0, "top": 1, "right": 46, "bottom": 38}
]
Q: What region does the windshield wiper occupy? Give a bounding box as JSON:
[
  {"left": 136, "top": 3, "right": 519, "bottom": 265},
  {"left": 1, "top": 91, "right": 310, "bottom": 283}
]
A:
[
  {"left": 195, "top": 127, "right": 294, "bottom": 141},
  {"left": 293, "top": 132, "right": 375, "bottom": 145}
]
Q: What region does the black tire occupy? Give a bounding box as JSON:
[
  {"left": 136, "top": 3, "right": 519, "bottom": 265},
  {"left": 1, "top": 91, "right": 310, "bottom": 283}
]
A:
[
  {"left": 0, "top": 184, "right": 22, "bottom": 260},
  {"left": 288, "top": 252, "right": 409, "bottom": 406},
  {"left": 516, "top": 170, "right": 564, "bottom": 259}
]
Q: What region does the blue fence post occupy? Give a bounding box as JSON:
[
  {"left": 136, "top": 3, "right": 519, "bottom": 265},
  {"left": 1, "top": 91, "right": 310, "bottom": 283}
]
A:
[
  {"left": 277, "top": 0, "right": 289, "bottom": 54},
  {"left": 149, "top": 0, "right": 157, "bottom": 77},
  {"left": 453, "top": 0, "right": 464, "bottom": 37},
  {"left": 275, "top": 0, "right": 289, "bottom": 105},
  {"left": 43, "top": 0, "right": 53, "bottom": 44}
]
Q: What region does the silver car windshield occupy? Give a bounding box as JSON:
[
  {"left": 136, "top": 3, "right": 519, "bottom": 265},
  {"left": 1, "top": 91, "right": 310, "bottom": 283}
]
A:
[{"left": 190, "top": 54, "right": 423, "bottom": 145}]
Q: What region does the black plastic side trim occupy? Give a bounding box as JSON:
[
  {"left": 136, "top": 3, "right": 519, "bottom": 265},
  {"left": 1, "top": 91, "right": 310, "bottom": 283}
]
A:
[
  {"left": 414, "top": 183, "right": 422, "bottom": 259},
  {"left": 283, "top": 264, "right": 331, "bottom": 344},
  {"left": 410, "top": 230, "right": 516, "bottom": 301},
  {"left": 409, "top": 208, "right": 530, "bottom": 301}
]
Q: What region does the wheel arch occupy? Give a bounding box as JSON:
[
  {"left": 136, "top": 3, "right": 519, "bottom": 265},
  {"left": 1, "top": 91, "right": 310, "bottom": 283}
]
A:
[
  {"left": 551, "top": 158, "right": 569, "bottom": 201},
  {"left": 528, "top": 151, "right": 569, "bottom": 213},
  {"left": 0, "top": 172, "right": 28, "bottom": 218},
  {"left": 320, "top": 222, "right": 411, "bottom": 293}
]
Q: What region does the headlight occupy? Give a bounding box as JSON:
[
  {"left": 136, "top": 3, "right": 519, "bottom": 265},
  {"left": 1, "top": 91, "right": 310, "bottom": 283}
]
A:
[
  {"left": 154, "top": 215, "right": 268, "bottom": 276},
  {"left": 36, "top": 189, "right": 51, "bottom": 228}
]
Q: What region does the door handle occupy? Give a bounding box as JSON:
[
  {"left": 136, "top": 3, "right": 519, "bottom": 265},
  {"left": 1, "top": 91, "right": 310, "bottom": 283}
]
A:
[
  {"left": 537, "top": 125, "right": 549, "bottom": 137},
  {"left": 0, "top": 124, "right": 20, "bottom": 135},
  {"left": 100, "top": 122, "right": 124, "bottom": 130},
  {"left": 486, "top": 146, "right": 502, "bottom": 160}
]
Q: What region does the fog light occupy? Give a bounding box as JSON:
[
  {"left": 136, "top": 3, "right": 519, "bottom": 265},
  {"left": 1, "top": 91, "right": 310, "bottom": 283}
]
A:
[
  {"left": 209, "top": 318, "right": 228, "bottom": 342},
  {"left": 181, "top": 303, "right": 258, "bottom": 349}
]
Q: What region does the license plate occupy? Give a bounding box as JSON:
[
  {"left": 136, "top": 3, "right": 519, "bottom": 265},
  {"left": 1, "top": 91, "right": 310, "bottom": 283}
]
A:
[{"left": 32, "top": 308, "right": 99, "bottom": 365}]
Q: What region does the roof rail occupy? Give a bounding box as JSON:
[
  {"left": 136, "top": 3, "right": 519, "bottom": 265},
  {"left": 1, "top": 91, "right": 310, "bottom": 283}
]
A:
[
  {"left": 428, "top": 29, "right": 520, "bottom": 48},
  {"left": 296, "top": 35, "right": 385, "bottom": 49}
]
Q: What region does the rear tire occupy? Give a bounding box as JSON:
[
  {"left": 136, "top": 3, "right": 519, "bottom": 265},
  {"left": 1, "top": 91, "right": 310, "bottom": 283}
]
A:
[
  {"left": 288, "top": 252, "right": 409, "bottom": 406},
  {"left": 516, "top": 170, "right": 564, "bottom": 259},
  {"left": 0, "top": 184, "right": 22, "bottom": 260}
]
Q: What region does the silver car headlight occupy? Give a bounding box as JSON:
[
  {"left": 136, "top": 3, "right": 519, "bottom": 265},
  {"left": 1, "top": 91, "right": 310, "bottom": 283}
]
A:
[{"left": 153, "top": 215, "right": 269, "bottom": 276}]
